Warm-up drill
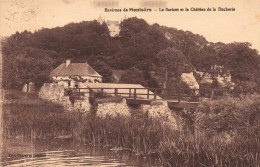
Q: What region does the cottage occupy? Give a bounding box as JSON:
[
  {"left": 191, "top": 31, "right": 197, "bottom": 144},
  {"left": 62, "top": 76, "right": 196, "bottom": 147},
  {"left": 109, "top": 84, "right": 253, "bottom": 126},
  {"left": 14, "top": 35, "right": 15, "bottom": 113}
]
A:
[{"left": 50, "top": 59, "right": 102, "bottom": 88}]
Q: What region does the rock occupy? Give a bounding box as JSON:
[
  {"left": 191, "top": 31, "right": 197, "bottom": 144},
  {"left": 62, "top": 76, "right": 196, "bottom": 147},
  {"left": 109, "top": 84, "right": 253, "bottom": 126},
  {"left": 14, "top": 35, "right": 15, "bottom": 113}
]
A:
[
  {"left": 22, "top": 82, "right": 35, "bottom": 93},
  {"left": 39, "top": 83, "right": 92, "bottom": 112},
  {"left": 38, "top": 83, "right": 72, "bottom": 111},
  {"left": 22, "top": 84, "right": 28, "bottom": 92},
  {"left": 195, "top": 71, "right": 235, "bottom": 89},
  {"left": 142, "top": 100, "right": 178, "bottom": 129},
  {"left": 96, "top": 99, "right": 131, "bottom": 118},
  {"left": 181, "top": 72, "right": 199, "bottom": 94},
  {"left": 28, "top": 82, "right": 35, "bottom": 94},
  {"left": 181, "top": 72, "right": 199, "bottom": 89}
]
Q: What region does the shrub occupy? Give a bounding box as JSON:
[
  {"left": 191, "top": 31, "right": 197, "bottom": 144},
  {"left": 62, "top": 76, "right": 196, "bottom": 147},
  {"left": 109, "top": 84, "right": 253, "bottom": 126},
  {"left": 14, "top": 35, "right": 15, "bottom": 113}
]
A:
[{"left": 197, "top": 94, "right": 260, "bottom": 137}]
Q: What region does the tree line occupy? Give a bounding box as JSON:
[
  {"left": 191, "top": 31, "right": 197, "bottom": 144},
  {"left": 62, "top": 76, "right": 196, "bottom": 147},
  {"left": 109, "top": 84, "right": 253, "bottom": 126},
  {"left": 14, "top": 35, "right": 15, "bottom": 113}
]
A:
[{"left": 2, "top": 17, "right": 260, "bottom": 93}]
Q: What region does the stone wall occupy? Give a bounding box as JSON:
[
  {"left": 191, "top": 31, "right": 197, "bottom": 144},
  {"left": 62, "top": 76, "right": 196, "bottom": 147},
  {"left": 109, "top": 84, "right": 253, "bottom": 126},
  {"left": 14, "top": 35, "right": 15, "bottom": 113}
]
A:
[
  {"left": 96, "top": 99, "right": 131, "bottom": 118},
  {"left": 142, "top": 100, "right": 180, "bottom": 129},
  {"left": 38, "top": 83, "right": 180, "bottom": 129},
  {"left": 38, "top": 83, "right": 91, "bottom": 112},
  {"left": 74, "top": 97, "right": 91, "bottom": 112},
  {"left": 96, "top": 98, "right": 179, "bottom": 130}
]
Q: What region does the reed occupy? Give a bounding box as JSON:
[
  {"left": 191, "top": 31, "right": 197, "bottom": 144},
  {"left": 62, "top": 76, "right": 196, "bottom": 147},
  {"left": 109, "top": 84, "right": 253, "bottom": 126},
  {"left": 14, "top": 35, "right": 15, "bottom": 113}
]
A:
[
  {"left": 159, "top": 131, "right": 260, "bottom": 167},
  {"left": 3, "top": 90, "right": 260, "bottom": 166}
]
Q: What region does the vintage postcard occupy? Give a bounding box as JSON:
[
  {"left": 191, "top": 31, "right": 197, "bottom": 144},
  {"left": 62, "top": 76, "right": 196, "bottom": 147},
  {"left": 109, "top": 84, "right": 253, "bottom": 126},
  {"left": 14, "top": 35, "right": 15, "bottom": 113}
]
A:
[{"left": 0, "top": 0, "right": 260, "bottom": 166}]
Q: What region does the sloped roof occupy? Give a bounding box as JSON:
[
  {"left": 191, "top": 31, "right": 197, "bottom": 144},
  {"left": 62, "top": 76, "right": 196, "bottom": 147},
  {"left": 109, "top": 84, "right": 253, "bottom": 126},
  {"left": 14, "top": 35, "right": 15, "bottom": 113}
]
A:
[
  {"left": 50, "top": 63, "right": 102, "bottom": 77},
  {"left": 86, "top": 83, "right": 144, "bottom": 89}
]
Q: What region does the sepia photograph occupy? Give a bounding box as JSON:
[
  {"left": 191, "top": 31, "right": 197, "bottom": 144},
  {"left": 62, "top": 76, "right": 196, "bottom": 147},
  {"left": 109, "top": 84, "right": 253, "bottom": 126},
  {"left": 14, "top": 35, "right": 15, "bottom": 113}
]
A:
[{"left": 0, "top": 0, "right": 260, "bottom": 166}]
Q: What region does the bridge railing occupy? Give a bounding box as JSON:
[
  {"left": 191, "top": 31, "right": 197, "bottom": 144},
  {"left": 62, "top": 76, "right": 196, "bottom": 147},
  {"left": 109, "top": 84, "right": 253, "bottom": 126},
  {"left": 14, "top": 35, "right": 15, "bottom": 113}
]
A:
[{"left": 64, "top": 87, "right": 229, "bottom": 102}]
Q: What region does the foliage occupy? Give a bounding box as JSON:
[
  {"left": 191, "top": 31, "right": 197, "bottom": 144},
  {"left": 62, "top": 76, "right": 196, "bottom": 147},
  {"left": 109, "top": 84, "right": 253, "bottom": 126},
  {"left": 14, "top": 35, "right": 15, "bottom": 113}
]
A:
[
  {"left": 153, "top": 47, "right": 192, "bottom": 88},
  {"left": 197, "top": 94, "right": 260, "bottom": 136},
  {"left": 218, "top": 43, "right": 259, "bottom": 81},
  {"left": 155, "top": 47, "right": 191, "bottom": 77},
  {"left": 2, "top": 17, "right": 260, "bottom": 92},
  {"left": 2, "top": 38, "right": 58, "bottom": 89},
  {"left": 87, "top": 59, "right": 114, "bottom": 83},
  {"left": 120, "top": 67, "right": 148, "bottom": 86}
]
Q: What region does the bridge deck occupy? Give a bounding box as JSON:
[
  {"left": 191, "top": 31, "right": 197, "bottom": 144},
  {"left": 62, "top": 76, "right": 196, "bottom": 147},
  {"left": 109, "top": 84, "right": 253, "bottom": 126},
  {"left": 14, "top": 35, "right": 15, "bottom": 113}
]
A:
[
  {"left": 65, "top": 87, "right": 227, "bottom": 109},
  {"left": 125, "top": 98, "right": 200, "bottom": 109},
  {"left": 126, "top": 98, "right": 152, "bottom": 105},
  {"left": 167, "top": 100, "right": 200, "bottom": 109}
]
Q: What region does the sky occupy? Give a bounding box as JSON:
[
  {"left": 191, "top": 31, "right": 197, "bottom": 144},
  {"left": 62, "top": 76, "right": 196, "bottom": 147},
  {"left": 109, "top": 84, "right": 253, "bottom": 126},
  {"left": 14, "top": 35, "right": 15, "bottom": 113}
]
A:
[{"left": 0, "top": 0, "right": 260, "bottom": 52}]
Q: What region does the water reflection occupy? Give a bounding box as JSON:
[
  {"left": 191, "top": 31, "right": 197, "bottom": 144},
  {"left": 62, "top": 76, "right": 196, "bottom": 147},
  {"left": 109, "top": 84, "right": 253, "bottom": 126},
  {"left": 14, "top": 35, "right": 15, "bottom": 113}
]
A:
[{"left": 1, "top": 138, "right": 161, "bottom": 166}]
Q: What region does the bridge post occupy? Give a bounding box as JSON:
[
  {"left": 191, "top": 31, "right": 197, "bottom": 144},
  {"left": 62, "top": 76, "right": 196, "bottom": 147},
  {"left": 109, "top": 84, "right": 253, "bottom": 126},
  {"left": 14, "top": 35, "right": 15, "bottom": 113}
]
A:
[
  {"left": 147, "top": 88, "right": 149, "bottom": 99},
  {"left": 154, "top": 89, "right": 157, "bottom": 100},
  {"left": 89, "top": 88, "right": 92, "bottom": 97},
  {"left": 115, "top": 88, "right": 118, "bottom": 96},
  {"left": 78, "top": 88, "right": 80, "bottom": 96},
  {"left": 134, "top": 88, "right": 136, "bottom": 100},
  {"left": 178, "top": 90, "right": 181, "bottom": 102},
  {"left": 210, "top": 89, "right": 214, "bottom": 101},
  {"left": 129, "top": 88, "right": 131, "bottom": 97},
  {"left": 101, "top": 88, "right": 103, "bottom": 97},
  {"left": 191, "top": 89, "right": 194, "bottom": 102}
]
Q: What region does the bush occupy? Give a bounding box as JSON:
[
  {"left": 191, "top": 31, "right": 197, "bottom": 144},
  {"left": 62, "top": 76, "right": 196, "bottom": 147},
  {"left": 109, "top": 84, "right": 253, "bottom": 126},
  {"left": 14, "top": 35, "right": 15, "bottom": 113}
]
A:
[{"left": 197, "top": 94, "right": 260, "bottom": 137}]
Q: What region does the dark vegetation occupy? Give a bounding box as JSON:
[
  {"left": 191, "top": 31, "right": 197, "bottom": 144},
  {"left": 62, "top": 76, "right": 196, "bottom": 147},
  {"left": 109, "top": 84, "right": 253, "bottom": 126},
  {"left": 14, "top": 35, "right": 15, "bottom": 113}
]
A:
[
  {"left": 3, "top": 90, "right": 260, "bottom": 166},
  {"left": 2, "top": 17, "right": 260, "bottom": 93}
]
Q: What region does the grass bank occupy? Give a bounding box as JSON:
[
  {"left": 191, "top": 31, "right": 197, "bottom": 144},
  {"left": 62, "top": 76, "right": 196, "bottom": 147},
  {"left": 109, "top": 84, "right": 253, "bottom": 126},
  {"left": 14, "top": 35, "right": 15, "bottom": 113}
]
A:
[
  {"left": 159, "top": 93, "right": 260, "bottom": 166},
  {"left": 3, "top": 90, "right": 260, "bottom": 166}
]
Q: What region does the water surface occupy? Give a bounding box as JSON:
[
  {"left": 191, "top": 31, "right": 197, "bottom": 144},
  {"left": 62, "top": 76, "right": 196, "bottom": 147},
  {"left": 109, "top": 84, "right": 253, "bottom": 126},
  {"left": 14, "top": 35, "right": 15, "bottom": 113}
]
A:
[{"left": 1, "top": 138, "right": 161, "bottom": 166}]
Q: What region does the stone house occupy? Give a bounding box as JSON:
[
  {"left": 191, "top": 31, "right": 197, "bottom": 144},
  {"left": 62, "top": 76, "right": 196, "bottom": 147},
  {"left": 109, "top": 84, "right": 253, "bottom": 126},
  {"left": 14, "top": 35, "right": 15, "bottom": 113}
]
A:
[
  {"left": 98, "top": 15, "right": 126, "bottom": 37},
  {"left": 50, "top": 59, "right": 102, "bottom": 88},
  {"left": 106, "top": 20, "right": 120, "bottom": 37}
]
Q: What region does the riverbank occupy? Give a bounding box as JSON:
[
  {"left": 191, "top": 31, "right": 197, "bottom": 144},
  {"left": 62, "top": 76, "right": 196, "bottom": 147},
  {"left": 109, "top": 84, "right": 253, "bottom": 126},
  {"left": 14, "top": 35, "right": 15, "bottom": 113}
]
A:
[{"left": 2, "top": 90, "right": 260, "bottom": 166}]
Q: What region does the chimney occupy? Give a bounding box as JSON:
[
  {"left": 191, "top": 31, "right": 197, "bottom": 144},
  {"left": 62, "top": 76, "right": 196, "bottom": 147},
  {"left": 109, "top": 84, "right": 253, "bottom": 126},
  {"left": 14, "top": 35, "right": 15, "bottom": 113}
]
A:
[{"left": 66, "top": 59, "right": 71, "bottom": 67}]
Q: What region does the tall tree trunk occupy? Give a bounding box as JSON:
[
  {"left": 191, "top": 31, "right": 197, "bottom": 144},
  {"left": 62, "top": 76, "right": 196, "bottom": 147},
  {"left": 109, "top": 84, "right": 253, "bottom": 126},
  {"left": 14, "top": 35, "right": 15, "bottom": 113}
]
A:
[{"left": 163, "top": 69, "right": 168, "bottom": 95}]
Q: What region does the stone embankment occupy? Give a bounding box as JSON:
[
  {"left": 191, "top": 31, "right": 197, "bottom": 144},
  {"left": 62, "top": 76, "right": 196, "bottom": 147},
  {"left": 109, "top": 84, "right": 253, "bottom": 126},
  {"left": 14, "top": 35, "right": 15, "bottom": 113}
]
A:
[
  {"left": 38, "top": 83, "right": 91, "bottom": 112},
  {"left": 38, "top": 83, "right": 180, "bottom": 129}
]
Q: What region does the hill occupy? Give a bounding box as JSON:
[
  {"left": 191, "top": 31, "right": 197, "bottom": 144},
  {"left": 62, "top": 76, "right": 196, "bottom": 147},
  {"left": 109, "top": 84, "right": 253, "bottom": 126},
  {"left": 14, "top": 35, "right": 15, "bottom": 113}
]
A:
[{"left": 1, "top": 17, "right": 260, "bottom": 93}]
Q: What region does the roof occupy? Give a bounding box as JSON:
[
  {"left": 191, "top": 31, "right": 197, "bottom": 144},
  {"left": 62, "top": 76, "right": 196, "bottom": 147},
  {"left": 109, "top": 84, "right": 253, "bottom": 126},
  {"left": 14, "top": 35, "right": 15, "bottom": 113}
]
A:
[
  {"left": 86, "top": 83, "right": 144, "bottom": 89},
  {"left": 50, "top": 63, "right": 102, "bottom": 77}
]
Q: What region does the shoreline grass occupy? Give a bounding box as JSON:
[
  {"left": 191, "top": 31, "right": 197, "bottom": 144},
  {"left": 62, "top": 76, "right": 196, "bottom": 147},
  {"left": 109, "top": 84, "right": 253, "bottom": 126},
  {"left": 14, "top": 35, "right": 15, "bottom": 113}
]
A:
[{"left": 2, "top": 90, "right": 260, "bottom": 166}]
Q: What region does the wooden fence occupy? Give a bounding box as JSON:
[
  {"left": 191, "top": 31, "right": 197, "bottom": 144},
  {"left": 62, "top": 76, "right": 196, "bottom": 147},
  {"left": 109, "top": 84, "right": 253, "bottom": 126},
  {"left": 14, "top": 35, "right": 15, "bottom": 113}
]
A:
[{"left": 65, "top": 87, "right": 229, "bottom": 102}]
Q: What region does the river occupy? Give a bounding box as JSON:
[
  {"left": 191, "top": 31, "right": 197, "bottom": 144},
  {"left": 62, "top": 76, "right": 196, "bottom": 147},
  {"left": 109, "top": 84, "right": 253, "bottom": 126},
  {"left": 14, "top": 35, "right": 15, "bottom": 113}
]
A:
[{"left": 0, "top": 138, "right": 162, "bottom": 166}]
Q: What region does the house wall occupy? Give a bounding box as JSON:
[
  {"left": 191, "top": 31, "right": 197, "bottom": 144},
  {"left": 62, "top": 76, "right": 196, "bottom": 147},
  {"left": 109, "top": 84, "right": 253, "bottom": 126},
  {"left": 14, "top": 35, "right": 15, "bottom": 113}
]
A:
[
  {"left": 51, "top": 76, "right": 102, "bottom": 88},
  {"left": 107, "top": 23, "right": 120, "bottom": 37}
]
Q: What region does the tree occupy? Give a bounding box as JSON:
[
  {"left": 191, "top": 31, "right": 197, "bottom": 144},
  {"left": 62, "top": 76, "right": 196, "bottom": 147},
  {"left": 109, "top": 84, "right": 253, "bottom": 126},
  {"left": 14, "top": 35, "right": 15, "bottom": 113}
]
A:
[
  {"left": 120, "top": 67, "right": 147, "bottom": 86},
  {"left": 2, "top": 38, "right": 57, "bottom": 89},
  {"left": 154, "top": 47, "right": 191, "bottom": 88},
  {"left": 87, "top": 59, "right": 114, "bottom": 83}
]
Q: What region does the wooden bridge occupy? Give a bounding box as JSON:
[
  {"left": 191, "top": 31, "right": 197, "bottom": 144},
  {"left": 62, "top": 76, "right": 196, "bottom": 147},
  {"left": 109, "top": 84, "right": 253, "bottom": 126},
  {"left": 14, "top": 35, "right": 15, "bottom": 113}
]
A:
[{"left": 65, "top": 86, "right": 228, "bottom": 109}]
